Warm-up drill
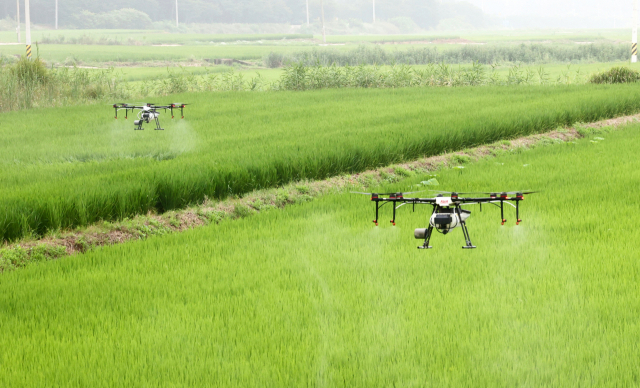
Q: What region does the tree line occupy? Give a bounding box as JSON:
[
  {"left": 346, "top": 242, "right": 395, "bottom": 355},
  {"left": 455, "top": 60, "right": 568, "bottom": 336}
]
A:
[{"left": 2, "top": 0, "right": 488, "bottom": 29}]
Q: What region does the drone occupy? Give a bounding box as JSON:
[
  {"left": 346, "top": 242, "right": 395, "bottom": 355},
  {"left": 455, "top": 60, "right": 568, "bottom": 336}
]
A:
[
  {"left": 353, "top": 190, "right": 537, "bottom": 249},
  {"left": 112, "top": 103, "right": 188, "bottom": 130}
]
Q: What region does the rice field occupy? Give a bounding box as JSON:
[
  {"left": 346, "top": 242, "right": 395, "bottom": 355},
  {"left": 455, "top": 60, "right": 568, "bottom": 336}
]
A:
[
  {"left": 109, "top": 61, "right": 638, "bottom": 84},
  {"left": 1, "top": 123, "right": 638, "bottom": 386},
  {"left": 0, "top": 30, "right": 313, "bottom": 45},
  {"left": 0, "top": 28, "right": 629, "bottom": 45},
  {"left": 3, "top": 84, "right": 640, "bottom": 242}
]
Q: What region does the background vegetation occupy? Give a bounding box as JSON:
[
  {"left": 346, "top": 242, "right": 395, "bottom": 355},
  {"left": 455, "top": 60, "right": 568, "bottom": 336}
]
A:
[{"left": 2, "top": 0, "right": 489, "bottom": 29}]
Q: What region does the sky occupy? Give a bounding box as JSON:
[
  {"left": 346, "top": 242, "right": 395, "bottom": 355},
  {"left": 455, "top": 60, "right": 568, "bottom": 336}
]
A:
[{"left": 462, "top": 0, "right": 633, "bottom": 25}]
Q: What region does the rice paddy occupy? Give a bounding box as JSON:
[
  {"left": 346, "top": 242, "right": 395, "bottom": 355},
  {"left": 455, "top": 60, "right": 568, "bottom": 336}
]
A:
[
  {"left": 1, "top": 123, "right": 638, "bottom": 386},
  {"left": 3, "top": 84, "right": 640, "bottom": 241},
  {"left": 2, "top": 27, "right": 639, "bottom": 385}
]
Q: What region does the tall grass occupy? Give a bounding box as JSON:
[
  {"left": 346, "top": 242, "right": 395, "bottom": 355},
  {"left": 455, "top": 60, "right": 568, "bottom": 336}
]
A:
[
  {"left": 0, "top": 60, "right": 590, "bottom": 112},
  {"left": 2, "top": 85, "right": 640, "bottom": 241},
  {"left": 264, "top": 43, "right": 631, "bottom": 68},
  {"left": 1, "top": 127, "right": 640, "bottom": 386},
  {"left": 0, "top": 57, "right": 128, "bottom": 112}
]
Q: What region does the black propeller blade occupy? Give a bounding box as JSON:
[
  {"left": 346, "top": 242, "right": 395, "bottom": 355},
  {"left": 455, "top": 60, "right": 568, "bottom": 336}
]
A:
[
  {"left": 429, "top": 190, "right": 539, "bottom": 195},
  {"left": 351, "top": 190, "right": 425, "bottom": 196}
]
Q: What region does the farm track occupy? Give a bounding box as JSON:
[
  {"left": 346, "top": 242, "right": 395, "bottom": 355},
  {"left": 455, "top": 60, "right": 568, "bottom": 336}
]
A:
[{"left": 2, "top": 112, "right": 639, "bottom": 271}]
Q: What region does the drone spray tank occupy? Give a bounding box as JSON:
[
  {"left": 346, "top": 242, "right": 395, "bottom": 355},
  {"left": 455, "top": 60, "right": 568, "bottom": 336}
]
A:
[
  {"left": 414, "top": 194, "right": 470, "bottom": 239},
  {"left": 134, "top": 106, "right": 159, "bottom": 127}
]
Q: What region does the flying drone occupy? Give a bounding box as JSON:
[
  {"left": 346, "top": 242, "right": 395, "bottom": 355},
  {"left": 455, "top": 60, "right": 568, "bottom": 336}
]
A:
[
  {"left": 353, "top": 190, "right": 537, "bottom": 249},
  {"left": 112, "top": 103, "right": 188, "bottom": 130}
]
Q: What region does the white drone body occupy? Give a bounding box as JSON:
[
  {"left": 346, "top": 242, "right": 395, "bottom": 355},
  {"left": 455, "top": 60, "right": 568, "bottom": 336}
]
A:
[{"left": 414, "top": 198, "right": 472, "bottom": 238}]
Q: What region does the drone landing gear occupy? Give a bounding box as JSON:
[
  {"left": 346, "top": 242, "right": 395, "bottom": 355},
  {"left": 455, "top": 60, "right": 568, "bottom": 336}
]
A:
[
  {"left": 154, "top": 117, "right": 164, "bottom": 131},
  {"left": 418, "top": 225, "right": 434, "bottom": 249},
  {"left": 460, "top": 223, "right": 476, "bottom": 249},
  {"left": 457, "top": 207, "right": 476, "bottom": 249}
]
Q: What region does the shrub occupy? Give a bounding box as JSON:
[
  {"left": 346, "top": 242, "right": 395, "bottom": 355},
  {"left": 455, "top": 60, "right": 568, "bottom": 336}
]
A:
[
  {"left": 11, "top": 56, "right": 49, "bottom": 85},
  {"left": 589, "top": 67, "right": 640, "bottom": 84}
]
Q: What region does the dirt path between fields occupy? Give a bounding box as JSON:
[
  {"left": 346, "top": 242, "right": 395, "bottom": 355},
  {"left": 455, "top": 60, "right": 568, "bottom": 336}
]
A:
[{"left": 1, "top": 113, "right": 639, "bottom": 271}]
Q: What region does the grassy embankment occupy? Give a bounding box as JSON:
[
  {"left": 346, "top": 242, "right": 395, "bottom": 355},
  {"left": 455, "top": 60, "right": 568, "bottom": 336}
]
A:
[
  {"left": 1, "top": 123, "right": 639, "bottom": 386},
  {"left": 2, "top": 84, "right": 640, "bottom": 242}
]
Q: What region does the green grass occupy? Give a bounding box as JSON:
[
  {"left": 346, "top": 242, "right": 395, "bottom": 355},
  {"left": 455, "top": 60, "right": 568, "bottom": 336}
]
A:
[
  {"left": 3, "top": 28, "right": 626, "bottom": 45},
  {"left": 111, "top": 66, "right": 235, "bottom": 81},
  {"left": 2, "top": 84, "right": 640, "bottom": 242},
  {"left": 0, "top": 29, "right": 312, "bottom": 44},
  {"left": 0, "top": 43, "right": 317, "bottom": 63},
  {"left": 82, "top": 61, "right": 640, "bottom": 85},
  {"left": 1, "top": 124, "right": 639, "bottom": 386},
  {"left": 318, "top": 29, "right": 631, "bottom": 43}
]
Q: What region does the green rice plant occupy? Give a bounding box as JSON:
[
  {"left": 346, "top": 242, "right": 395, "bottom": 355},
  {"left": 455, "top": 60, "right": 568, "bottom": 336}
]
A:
[
  {"left": 1, "top": 84, "right": 640, "bottom": 242},
  {"left": 1, "top": 126, "right": 639, "bottom": 386},
  {"left": 0, "top": 85, "right": 640, "bottom": 240}
]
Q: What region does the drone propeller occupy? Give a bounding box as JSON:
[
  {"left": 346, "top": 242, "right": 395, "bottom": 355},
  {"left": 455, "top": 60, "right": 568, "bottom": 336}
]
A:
[
  {"left": 429, "top": 190, "right": 539, "bottom": 195},
  {"left": 428, "top": 190, "right": 490, "bottom": 195},
  {"left": 351, "top": 190, "right": 425, "bottom": 196}
]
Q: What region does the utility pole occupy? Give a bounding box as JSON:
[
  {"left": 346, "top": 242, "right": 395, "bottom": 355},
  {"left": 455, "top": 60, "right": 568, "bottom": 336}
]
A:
[
  {"left": 633, "top": 0, "right": 638, "bottom": 63},
  {"left": 373, "top": 0, "right": 375, "bottom": 24},
  {"left": 320, "top": 0, "right": 326, "bottom": 43},
  {"left": 175, "top": 0, "right": 179, "bottom": 28},
  {"left": 55, "top": 0, "right": 58, "bottom": 29},
  {"left": 25, "top": 0, "right": 32, "bottom": 59},
  {"left": 16, "top": 0, "right": 20, "bottom": 43},
  {"left": 306, "top": 0, "right": 309, "bottom": 26}
]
